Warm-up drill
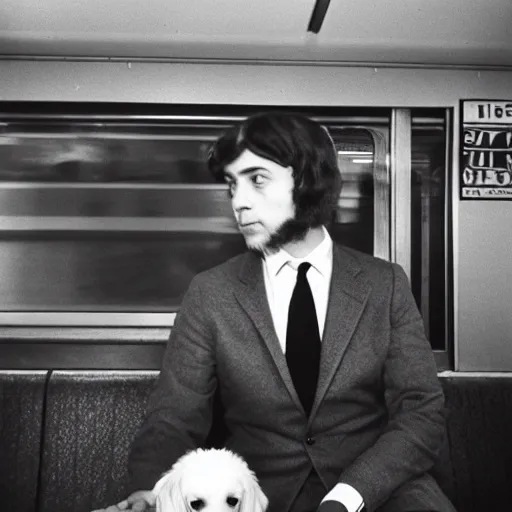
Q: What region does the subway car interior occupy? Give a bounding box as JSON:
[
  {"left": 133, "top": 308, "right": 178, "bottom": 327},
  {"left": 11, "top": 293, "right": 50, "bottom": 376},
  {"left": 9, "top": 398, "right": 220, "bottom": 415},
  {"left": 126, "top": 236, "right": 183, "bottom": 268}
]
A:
[{"left": 1, "top": 1, "right": 512, "bottom": 511}]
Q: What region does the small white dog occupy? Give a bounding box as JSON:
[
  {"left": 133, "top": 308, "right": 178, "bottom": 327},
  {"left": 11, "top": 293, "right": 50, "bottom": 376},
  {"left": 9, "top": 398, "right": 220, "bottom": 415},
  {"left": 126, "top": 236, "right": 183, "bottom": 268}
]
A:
[{"left": 152, "top": 448, "right": 269, "bottom": 512}]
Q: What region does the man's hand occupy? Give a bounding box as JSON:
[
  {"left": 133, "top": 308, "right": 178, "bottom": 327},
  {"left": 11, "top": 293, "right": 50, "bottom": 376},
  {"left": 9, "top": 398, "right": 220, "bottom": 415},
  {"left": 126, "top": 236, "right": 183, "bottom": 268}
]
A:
[{"left": 92, "top": 490, "right": 157, "bottom": 512}]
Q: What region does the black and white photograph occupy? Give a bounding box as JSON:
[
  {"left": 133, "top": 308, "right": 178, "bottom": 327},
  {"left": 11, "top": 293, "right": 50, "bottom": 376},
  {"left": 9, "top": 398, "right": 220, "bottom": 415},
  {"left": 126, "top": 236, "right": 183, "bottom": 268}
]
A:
[{"left": 0, "top": 2, "right": 511, "bottom": 512}]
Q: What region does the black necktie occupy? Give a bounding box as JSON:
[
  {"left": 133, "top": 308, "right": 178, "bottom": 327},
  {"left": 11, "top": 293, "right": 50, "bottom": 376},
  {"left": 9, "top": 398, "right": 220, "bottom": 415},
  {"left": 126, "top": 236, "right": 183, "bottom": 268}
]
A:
[{"left": 286, "top": 262, "right": 321, "bottom": 416}]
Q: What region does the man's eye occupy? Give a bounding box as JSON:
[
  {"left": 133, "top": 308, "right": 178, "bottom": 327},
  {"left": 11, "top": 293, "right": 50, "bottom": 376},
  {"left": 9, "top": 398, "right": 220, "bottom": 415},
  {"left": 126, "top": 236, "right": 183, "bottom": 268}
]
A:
[
  {"left": 190, "top": 499, "right": 205, "bottom": 510},
  {"left": 226, "top": 497, "right": 239, "bottom": 507}
]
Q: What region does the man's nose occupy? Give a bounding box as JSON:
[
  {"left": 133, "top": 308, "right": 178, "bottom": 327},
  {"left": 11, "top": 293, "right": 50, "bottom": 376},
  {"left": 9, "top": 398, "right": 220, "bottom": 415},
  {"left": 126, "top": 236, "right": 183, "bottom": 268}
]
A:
[{"left": 231, "top": 182, "right": 251, "bottom": 212}]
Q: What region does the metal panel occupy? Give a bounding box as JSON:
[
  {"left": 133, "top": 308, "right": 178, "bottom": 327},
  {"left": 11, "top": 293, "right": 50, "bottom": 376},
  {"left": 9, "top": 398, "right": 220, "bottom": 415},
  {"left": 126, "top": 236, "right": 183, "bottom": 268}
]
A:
[
  {"left": 390, "top": 109, "right": 412, "bottom": 278},
  {"left": 0, "top": 312, "right": 176, "bottom": 326},
  {"left": 371, "top": 127, "right": 390, "bottom": 261}
]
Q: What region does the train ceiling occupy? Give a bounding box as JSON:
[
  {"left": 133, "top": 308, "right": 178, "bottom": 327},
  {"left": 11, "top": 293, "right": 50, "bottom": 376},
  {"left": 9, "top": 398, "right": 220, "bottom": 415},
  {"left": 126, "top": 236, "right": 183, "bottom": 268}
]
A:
[{"left": 0, "top": 0, "right": 511, "bottom": 67}]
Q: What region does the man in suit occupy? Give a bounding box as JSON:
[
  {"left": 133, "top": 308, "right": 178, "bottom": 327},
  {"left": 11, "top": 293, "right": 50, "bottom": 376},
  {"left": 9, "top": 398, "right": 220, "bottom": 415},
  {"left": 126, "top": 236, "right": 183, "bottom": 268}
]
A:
[{"left": 96, "top": 112, "right": 455, "bottom": 512}]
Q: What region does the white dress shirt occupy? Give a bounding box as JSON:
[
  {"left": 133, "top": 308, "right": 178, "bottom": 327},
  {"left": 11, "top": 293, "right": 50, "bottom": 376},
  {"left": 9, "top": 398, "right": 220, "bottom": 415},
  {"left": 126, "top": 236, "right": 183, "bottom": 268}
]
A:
[
  {"left": 263, "top": 226, "right": 332, "bottom": 351},
  {"left": 262, "top": 227, "right": 365, "bottom": 512}
]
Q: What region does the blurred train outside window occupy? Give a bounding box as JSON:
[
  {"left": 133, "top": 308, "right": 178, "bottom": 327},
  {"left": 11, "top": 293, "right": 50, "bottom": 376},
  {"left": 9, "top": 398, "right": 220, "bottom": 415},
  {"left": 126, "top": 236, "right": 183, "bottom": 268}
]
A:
[{"left": 0, "top": 104, "right": 451, "bottom": 365}]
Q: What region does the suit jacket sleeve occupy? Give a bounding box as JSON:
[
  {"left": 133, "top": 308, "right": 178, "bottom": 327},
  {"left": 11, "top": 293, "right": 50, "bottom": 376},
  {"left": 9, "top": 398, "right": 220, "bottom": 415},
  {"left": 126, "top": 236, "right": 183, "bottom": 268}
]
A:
[
  {"left": 127, "top": 274, "right": 216, "bottom": 492},
  {"left": 337, "top": 263, "right": 445, "bottom": 511}
]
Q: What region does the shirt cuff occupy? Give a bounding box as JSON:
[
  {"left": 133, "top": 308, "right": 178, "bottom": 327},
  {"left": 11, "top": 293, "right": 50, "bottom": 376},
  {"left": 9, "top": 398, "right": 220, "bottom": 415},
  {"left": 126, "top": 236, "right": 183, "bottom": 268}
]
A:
[{"left": 321, "top": 483, "right": 365, "bottom": 512}]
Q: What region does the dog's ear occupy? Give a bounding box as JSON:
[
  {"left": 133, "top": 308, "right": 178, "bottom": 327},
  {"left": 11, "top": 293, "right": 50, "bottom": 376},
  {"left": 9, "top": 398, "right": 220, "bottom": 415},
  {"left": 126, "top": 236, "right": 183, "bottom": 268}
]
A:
[
  {"left": 153, "top": 469, "right": 188, "bottom": 512},
  {"left": 240, "top": 475, "right": 269, "bottom": 512}
]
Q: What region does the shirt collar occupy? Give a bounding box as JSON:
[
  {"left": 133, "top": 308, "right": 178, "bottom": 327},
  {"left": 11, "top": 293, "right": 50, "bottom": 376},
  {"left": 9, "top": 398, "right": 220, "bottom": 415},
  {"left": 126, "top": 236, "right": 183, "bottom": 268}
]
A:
[{"left": 264, "top": 226, "right": 333, "bottom": 277}]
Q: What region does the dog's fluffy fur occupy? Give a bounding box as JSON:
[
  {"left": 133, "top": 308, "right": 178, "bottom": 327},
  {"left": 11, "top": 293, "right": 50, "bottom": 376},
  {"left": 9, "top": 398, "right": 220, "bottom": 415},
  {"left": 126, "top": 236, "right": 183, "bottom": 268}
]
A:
[{"left": 152, "top": 448, "right": 269, "bottom": 512}]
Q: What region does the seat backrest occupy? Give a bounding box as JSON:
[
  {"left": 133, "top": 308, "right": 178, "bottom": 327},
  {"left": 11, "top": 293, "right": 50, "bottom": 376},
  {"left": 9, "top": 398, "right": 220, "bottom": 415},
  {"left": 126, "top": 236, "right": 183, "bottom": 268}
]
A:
[
  {"left": 38, "top": 370, "right": 158, "bottom": 512},
  {"left": 38, "top": 369, "right": 229, "bottom": 512},
  {"left": 37, "top": 371, "right": 512, "bottom": 512},
  {"left": 440, "top": 375, "right": 512, "bottom": 511},
  {"left": 0, "top": 370, "right": 47, "bottom": 512}
]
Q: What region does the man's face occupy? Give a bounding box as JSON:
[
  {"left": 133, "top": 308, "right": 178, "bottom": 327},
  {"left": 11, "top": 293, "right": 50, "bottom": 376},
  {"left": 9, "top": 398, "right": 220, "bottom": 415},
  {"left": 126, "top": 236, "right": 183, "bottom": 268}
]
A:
[{"left": 224, "top": 149, "right": 297, "bottom": 254}]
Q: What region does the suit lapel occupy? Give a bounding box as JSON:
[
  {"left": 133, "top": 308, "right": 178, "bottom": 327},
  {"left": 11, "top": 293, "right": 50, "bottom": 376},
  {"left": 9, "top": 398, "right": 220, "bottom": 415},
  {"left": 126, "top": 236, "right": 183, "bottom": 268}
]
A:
[
  {"left": 232, "top": 251, "right": 303, "bottom": 412},
  {"left": 308, "top": 245, "right": 371, "bottom": 422},
  {"left": 231, "top": 246, "right": 372, "bottom": 420}
]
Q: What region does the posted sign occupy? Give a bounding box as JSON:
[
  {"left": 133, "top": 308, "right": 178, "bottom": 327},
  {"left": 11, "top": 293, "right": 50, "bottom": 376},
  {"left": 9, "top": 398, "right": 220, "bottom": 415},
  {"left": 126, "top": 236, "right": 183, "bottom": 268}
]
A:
[{"left": 461, "top": 100, "right": 512, "bottom": 199}]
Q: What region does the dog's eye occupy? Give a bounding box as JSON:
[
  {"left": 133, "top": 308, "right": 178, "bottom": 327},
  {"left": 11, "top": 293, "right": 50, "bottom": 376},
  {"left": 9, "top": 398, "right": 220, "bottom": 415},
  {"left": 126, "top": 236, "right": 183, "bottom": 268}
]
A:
[
  {"left": 190, "top": 499, "right": 205, "bottom": 510},
  {"left": 226, "top": 497, "right": 239, "bottom": 507}
]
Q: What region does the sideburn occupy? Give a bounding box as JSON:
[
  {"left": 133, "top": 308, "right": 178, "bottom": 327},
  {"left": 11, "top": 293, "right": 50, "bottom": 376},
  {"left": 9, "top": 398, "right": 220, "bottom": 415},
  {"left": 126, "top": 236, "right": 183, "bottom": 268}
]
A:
[{"left": 263, "top": 216, "right": 313, "bottom": 254}]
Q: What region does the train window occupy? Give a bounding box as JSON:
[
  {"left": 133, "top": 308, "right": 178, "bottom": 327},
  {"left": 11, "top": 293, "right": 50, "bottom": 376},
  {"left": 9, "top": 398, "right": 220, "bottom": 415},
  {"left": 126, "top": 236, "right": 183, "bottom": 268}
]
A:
[
  {"left": 0, "top": 104, "right": 451, "bottom": 370},
  {"left": 0, "top": 106, "right": 389, "bottom": 328},
  {"left": 0, "top": 122, "right": 243, "bottom": 318}
]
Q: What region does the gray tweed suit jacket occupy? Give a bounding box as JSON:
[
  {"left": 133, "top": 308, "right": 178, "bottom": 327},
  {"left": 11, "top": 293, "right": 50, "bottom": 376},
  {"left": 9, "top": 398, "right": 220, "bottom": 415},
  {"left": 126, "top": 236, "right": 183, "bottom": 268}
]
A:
[{"left": 129, "top": 244, "right": 454, "bottom": 512}]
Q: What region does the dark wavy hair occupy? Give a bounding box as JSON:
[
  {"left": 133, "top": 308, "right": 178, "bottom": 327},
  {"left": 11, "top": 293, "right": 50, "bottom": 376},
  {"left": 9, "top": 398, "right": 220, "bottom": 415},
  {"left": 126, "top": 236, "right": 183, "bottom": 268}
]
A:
[{"left": 207, "top": 112, "right": 342, "bottom": 227}]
